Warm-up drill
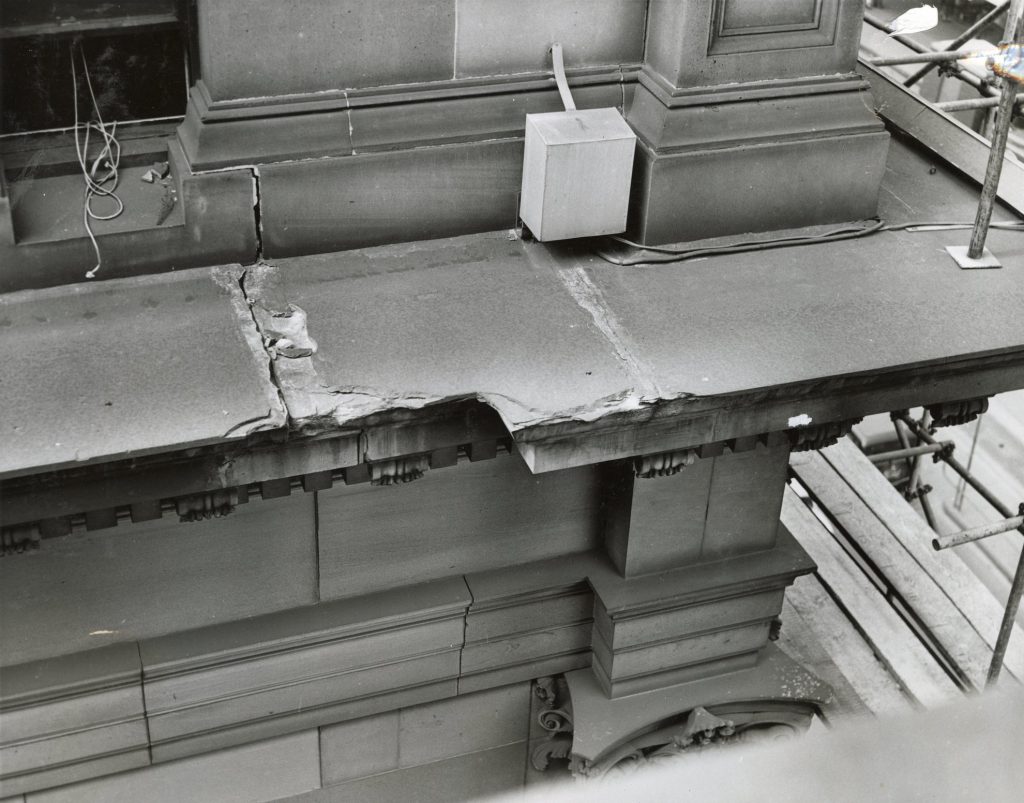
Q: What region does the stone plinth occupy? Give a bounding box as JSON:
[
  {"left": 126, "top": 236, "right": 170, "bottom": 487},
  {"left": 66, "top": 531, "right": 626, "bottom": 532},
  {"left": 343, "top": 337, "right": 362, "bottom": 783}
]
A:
[{"left": 627, "top": 0, "right": 890, "bottom": 244}]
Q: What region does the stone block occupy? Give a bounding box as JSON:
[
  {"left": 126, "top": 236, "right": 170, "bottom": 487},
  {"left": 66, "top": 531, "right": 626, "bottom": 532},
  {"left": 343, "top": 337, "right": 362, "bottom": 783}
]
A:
[
  {"left": 198, "top": 1, "right": 456, "bottom": 100},
  {"left": 259, "top": 140, "right": 522, "bottom": 258},
  {"left": 27, "top": 731, "right": 320, "bottom": 803},
  {"left": 0, "top": 494, "right": 316, "bottom": 667},
  {"left": 310, "top": 743, "right": 527, "bottom": 803},
  {"left": 398, "top": 684, "right": 530, "bottom": 767},
  {"left": 319, "top": 712, "right": 399, "bottom": 785},
  {"left": 587, "top": 528, "right": 814, "bottom": 696},
  {"left": 317, "top": 455, "right": 602, "bottom": 600},
  {"left": 603, "top": 458, "right": 714, "bottom": 577},
  {"left": 455, "top": 0, "right": 645, "bottom": 77},
  {"left": 701, "top": 443, "right": 791, "bottom": 561},
  {"left": 630, "top": 130, "right": 891, "bottom": 246},
  {"left": 593, "top": 621, "right": 772, "bottom": 691}
]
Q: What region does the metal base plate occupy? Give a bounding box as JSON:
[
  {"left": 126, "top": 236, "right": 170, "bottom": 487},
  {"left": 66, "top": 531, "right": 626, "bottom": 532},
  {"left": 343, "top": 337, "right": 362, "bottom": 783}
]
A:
[{"left": 946, "top": 245, "right": 1002, "bottom": 269}]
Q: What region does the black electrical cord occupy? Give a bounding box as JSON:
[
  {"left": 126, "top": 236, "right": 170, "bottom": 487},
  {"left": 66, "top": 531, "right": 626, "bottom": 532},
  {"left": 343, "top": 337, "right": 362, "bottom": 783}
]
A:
[{"left": 594, "top": 219, "right": 1024, "bottom": 266}]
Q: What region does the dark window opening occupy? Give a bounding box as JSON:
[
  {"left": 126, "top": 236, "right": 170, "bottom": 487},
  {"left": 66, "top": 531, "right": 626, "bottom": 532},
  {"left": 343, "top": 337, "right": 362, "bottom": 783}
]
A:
[
  {"left": 1, "top": 1, "right": 193, "bottom": 136},
  {"left": 2, "top": 30, "right": 187, "bottom": 135}
]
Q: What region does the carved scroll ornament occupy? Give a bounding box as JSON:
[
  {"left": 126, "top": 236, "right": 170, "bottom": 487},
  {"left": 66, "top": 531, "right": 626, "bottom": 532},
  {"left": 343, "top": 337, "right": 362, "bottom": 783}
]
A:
[{"left": 532, "top": 681, "right": 816, "bottom": 781}]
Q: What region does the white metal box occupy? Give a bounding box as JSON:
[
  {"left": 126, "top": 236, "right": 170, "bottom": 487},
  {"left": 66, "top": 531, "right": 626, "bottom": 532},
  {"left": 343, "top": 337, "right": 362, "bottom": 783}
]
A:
[{"left": 519, "top": 107, "right": 637, "bottom": 241}]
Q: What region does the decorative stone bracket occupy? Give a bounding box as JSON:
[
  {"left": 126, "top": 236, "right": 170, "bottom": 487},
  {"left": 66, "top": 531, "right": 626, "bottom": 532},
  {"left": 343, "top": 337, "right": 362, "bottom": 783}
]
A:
[
  {"left": 788, "top": 418, "right": 862, "bottom": 452},
  {"left": 530, "top": 676, "right": 577, "bottom": 773},
  {"left": 633, "top": 449, "right": 696, "bottom": 478},
  {"left": 925, "top": 397, "right": 989, "bottom": 428},
  {"left": 369, "top": 455, "right": 430, "bottom": 486},
  {"left": 176, "top": 489, "right": 239, "bottom": 522}
]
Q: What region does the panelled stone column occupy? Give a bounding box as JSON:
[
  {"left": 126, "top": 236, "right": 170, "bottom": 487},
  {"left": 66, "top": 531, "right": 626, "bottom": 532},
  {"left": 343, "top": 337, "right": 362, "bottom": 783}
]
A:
[{"left": 627, "top": 0, "right": 890, "bottom": 244}]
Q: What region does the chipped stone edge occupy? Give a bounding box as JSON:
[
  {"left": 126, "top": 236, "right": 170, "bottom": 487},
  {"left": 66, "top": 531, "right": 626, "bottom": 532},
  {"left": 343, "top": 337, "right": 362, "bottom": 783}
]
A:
[
  {"left": 210, "top": 265, "right": 289, "bottom": 438},
  {"left": 240, "top": 263, "right": 697, "bottom": 442}
]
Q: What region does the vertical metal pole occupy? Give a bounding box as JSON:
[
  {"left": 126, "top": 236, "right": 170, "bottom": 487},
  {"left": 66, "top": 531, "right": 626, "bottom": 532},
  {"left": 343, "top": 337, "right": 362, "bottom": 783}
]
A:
[
  {"left": 968, "top": 3, "right": 1024, "bottom": 259},
  {"left": 955, "top": 417, "right": 983, "bottom": 511},
  {"left": 988, "top": 547, "right": 1024, "bottom": 686},
  {"left": 893, "top": 411, "right": 1023, "bottom": 686}
]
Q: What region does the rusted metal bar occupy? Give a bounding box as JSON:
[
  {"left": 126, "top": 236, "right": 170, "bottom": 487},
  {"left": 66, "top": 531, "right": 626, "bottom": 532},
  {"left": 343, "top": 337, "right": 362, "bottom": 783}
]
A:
[
  {"left": 867, "top": 441, "right": 952, "bottom": 463},
  {"left": 869, "top": 49, "right": 980, "bottom": 67},
  {"left": 933, "top": 514, "right": 1024, "bottom": 550},
  {"left": 968, "top": 3, "right": 1024, "bottom": 259},
  {"left": 903, "top": 1, "right": 1012, "bottom": 88}
]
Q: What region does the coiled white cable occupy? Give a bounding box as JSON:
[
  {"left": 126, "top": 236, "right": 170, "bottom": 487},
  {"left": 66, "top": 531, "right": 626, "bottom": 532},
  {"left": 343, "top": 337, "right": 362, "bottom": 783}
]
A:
[{"left": 71, "top": 42, "right": 123, "bottom": 279}]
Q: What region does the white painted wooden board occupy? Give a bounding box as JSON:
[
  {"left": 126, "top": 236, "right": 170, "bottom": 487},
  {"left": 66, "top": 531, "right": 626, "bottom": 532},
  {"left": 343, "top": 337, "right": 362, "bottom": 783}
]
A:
[
  {"left": 781, "top": 488, "right": 961, "bottom": 708},
  {"left": 784, "top": 575, "right": 912, "bottom": 718},
  {"left": 791, "top": 450, "right": 995, "bottom": 689},
  {"left": 820, "top": 439, "right": 1024, "bottom": 681}
]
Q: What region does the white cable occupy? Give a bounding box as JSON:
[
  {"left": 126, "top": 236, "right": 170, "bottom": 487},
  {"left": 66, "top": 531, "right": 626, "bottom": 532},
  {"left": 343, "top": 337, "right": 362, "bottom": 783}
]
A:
[{"left": 71, "top": 43, "right": 123, "bottom": 279}]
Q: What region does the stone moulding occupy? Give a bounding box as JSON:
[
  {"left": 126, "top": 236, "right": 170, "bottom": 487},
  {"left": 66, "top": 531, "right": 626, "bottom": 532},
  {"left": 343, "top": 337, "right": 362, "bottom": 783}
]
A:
[
  {"left": 0, "top": 551, "right": 605, "bottom": 795},
  {"left": 138, "top": 576, "right": 472, "bottom": 761},
  {"left": 177, "top": 70, "right": 637, "bottom": 171},
  {"left": 0, "top": 643, "right": 150, "bottom": 798},
  {"left": 0, "top": 535, "right": 818, "bottom": 795}
]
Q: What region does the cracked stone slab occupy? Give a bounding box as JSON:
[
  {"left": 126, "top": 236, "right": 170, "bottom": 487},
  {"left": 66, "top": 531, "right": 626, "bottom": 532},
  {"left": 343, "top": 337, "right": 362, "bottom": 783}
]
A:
[
  {"left": 0, "top": 266, "right": 286, "bottom": 480},
  {"left": 244, "top": 205, "right": 1024, "bottom": 456},
  {"left": 243, "top": 232, "right": 645, "bottom": 437},
  {"left": 580, "top": 225, "right": 1024, "bottom": 400}
]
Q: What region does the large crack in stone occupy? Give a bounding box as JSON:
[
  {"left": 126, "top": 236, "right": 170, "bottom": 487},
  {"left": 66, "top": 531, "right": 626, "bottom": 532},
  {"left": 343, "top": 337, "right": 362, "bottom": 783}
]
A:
[{"left": 238, "top": 261, "right": 696, "bottom": 445}]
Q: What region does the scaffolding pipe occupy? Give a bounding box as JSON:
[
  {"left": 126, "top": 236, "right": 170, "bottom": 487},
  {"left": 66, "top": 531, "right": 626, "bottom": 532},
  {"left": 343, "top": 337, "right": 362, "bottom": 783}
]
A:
[
  {"left": 896, "top": 413, "right": 1019, "bottom": 524},
  {"left": 868, "top": 441, "right": 952, "bottom": 463},
  {"left": 864, "top": 10, "right": 995, "bottom": 95},
  {"left": 968, "top": 3, "right": 1024, "bottom": 259},
  {"left": 904, "top": 0, "right": 1012, "bottom": 87},
  {"left": 933, "top": 514, "right": 1024, "bottom": 550},
  {"left": 895, "top": 411, "right": 1024, "bottom": 686},
  {"left": 935, "top": 95, "right": 1024, "bottom": 110},
  {"left": 993, "top": 549, "right": 1024, "bottom": 685},
  {"left": 869, "top": 49, "right": 980, "bottom": 66}
]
